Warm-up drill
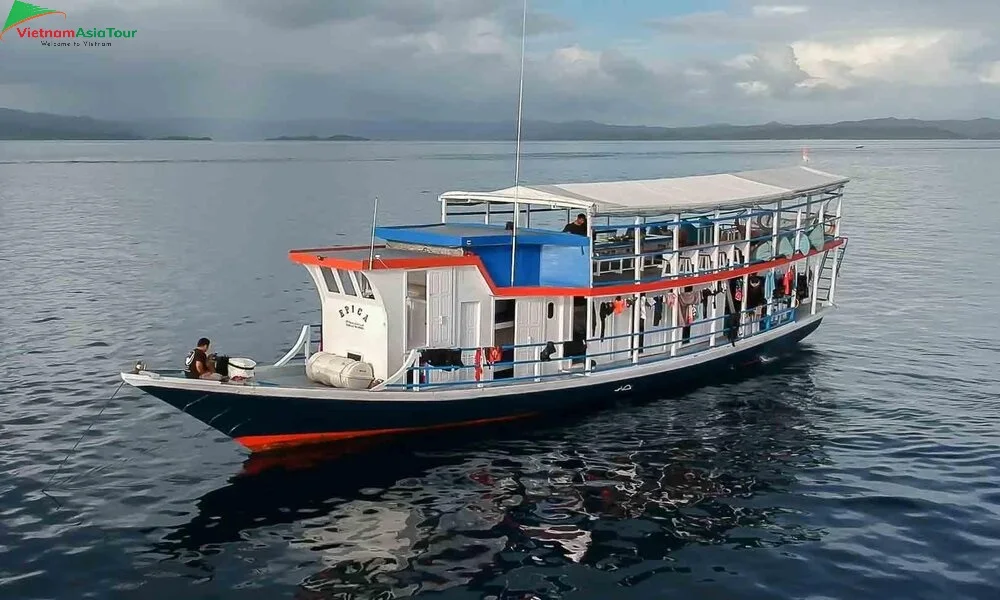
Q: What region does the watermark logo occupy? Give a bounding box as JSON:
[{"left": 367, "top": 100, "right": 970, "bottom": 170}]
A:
[
  {"left": 1, "top": 0, "right": 64, "bottom": 39},
  {"left": 1, "top": 0, "right": 136, "bottom": 46}
]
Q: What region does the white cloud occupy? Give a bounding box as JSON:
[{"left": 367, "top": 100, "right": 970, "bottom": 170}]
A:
[
  {"left": 752, "top": 5, "right": 809, "bottom": 17},
  {"left": 791, "top": 30, "right": 984, "bottom": 89},
  {"left": 978, "top": 62, "right": 1000, "bottom": 85},
  {"left": 736, "top": 80, "right": 771, "bottom": 95}
]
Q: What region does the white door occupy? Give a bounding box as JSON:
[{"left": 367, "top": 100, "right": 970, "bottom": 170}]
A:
[
  {"left": 514, "top": 298, "right": 546, "bottom": 379},
  {"left": 459, "top": 301, "right": 482, "bottom": 381},
  {"left": 426, "top": 269, "right": 455, "bottom": 348}
]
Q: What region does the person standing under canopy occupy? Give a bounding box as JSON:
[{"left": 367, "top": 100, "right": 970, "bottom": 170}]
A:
[{"left": 562, "top": 213, "right": 588, "bottom": 236}]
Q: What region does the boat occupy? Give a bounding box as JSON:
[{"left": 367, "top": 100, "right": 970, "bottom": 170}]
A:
[{"left": 121, "top": 164, "right": 850, "bottom": 453}]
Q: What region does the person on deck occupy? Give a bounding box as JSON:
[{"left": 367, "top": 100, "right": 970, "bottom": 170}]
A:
[
  {"left": 562, "top": 213, "right": 588, "bottom": 236},
  {"left": 185, "top": 337, "right": 225, "bottom": 380}
]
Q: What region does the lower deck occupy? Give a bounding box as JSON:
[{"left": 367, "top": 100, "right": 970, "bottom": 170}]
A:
[{"left": 146, "top": 303, "right": 822, "bottom": 396}]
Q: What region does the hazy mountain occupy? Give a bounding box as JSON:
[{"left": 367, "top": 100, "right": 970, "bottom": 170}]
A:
[
  {"left": 4, "top": 108, "right": 1000, "bottom": 141},
  {"left": 187, "top": 116, "right": 1000, "bottom": 141},
  {"left": 0, "top": 108, "right": 142, "bottom": 140},
  {"left": 265, "top": 134, "right": 369, "bottom": 141}
]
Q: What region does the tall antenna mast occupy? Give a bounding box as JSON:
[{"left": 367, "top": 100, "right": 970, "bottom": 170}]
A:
[
  {"left": 368, "top": 196, "right": 379, "bottom": 268},
  {"left": 509, "top": 0, "right": 527, "bottom": 286}
]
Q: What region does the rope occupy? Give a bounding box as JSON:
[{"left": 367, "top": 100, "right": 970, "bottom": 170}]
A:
[{"left": 41, "top": 380, "right": 125, "bottom": 509}]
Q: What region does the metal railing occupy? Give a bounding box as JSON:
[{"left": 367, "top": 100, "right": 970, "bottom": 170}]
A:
[
  {"left": 273, "top": 323, "right": 322, "bottom": 366},
  {"left": 383, "top": 300, "right": 803, "bottom": 391}
]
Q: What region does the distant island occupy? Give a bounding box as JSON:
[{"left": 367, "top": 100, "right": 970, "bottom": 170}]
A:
[
  {"left": 154, "top": 135, "right": 212, "bottom": 141},
  {"left": 265, "top": 134, "right": 369, "bottom": 141},
  {"left": 4, "top": 107, "right": 1000, "bottom": 141}
]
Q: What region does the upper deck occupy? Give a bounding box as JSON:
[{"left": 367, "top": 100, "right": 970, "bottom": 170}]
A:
[
  {"left": 289, "top": 165, "right": 848, "bottom": 296},
  {"left": 438, "top": 165, "right": 848, "bottom": 216}
]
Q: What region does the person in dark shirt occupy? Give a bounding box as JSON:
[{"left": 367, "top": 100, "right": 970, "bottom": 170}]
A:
[
  {"left": 185, "top": 337, "right": 224, "bottom": 380},
  {"left": 562, "top": 213, "right": 588, "bottom": 236}
]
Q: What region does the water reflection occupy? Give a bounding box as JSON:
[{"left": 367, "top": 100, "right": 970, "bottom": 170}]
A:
[{"left": 149, "top": 354, "right": 831, "bottom": 598}]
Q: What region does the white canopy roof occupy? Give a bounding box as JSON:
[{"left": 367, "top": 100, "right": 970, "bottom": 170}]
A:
[{"left": 439, "top": 165, "right": 848, "bottom": 217}]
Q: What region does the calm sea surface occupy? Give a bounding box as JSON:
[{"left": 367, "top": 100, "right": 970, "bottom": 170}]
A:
[{"left": 1, "top": 140, "right": 999, "bottom": 599}]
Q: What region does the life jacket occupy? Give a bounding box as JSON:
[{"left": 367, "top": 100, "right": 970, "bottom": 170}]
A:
[{"left": 487, "top": 346, "right": 502, "bottom": 364}]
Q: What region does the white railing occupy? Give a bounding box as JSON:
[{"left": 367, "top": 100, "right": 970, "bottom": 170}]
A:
[
  {"left": 370, "top": 348, "right": 421, "bottom": 391},
  {"left": 273, "top": 324, "right": 316, "bottom": 366}
]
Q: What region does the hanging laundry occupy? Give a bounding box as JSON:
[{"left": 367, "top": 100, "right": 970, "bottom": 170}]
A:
[
  {"left": 613, "top": 296, "right": 626, "bottom": 314},
  {"left": 783, "top": 268, "right": 793, "bottom": 296},
  {"left": 599, "top": 302, "right": 614, "bottom": 339},
  {"left": 725, "top": 279, "right": 738, "bottom": 313},
  {"left": 764, "top": 270, "right": 776, "bottom": 303},
  {"left": 487, "top": 346, "right": 502, "bottom": 365},
  {"left": 638, "top": 295, "right": 651, "bottom": 322},
  {"left": 796, "top": 273, "right": 809, "bottom": 300},
  {"left": 653, "top": 295, "right": 664, "bottom": 325},
  {"left": 747, "top": 275, "right": 765, "bottom": 309},
  {"left": 422, "top": 348, "right": 464, "bottom": 371},
  {"left": 677, "top": 290, "right": 699, "bottom": 326},
  {"left": 563, "top": 339, "right": 586, "bottom": 358},
  {"left": 474, "top": 348, "right": 483, "bottom": 381},
  {"left": 724, "top": 312, "right": 740, "bottom": 346}
]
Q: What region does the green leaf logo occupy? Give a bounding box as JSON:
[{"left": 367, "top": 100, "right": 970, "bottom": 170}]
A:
[{"left": 1, "top": 0, "right": 66, "bottom": 39}]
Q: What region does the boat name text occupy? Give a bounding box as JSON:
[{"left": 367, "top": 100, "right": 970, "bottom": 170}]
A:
[{"left": 338, "top": 304, "right": 369, "bottom": 330}]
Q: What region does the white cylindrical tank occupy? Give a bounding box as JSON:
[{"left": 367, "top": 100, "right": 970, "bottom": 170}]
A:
[{"left": 305, "top": 352, "right": 375, "bottom": 390}]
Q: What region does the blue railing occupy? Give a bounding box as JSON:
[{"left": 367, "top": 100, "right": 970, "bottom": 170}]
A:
[{"left": 384, "top": 301, "right": 801, "bottom": 390}]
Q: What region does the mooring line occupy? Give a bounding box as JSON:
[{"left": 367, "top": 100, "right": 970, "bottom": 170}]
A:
[{"left": 41, "top": 380, "right": 125, "bottom": 509}]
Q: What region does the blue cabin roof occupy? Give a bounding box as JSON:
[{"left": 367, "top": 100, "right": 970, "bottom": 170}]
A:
[
  {"left": 375, "top": 223, "right": 589, "bottom": 249},
  {"left": 376, "top": 223, "right": 590, "bottom": 288}
]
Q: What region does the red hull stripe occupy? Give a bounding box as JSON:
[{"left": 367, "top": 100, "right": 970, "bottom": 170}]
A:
[
  {"left": 234, "top": 412, "right": 538, "bottom": 452},
  {"left": 289, "top": 238, "right": 845, "bottom": 298}
]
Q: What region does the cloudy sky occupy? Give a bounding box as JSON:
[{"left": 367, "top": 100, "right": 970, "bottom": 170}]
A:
[{"left": 1, "top": 0, "right": 999, "bottom": 125}]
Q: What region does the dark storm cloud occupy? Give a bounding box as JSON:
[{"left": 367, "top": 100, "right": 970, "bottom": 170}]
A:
[
  {"left": 226, "top": 0, "right": 572, "bottom": 36},
  {"left": 1, "top": 0, "right": 999, "bottom": 125}
]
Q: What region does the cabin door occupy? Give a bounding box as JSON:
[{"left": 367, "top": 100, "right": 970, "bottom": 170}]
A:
[
  {"left": 459, "top": 301, "right": 482, "bottom": 380},
  {"left": 426, "top": 269, "right": 455, "bottom": 348},
  {"left": 514, "top": 298, "right": 546, "bottom": 379}
]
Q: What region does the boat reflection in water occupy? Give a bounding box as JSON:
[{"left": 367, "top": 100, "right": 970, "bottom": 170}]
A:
[{"left": 149, "top": 354, "right": 830, "bottom": 598}]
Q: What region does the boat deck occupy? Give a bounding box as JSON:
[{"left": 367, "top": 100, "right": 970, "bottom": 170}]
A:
[{"left": 142, "top": 305, "right": 813, "bottom": 394}]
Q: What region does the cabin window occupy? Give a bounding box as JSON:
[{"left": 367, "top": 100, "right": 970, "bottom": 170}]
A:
[
  {"left": 547, "top": 302, "right": 555, "bottom": 319},
  {"left": 356, "top": 272, "right": 375, "bottom": 299},
  {"left": 320, "top": 267, "right": 340, "bottom": 293},
  {"left": 339, "top": 269, "right": 358, "bottom": 296}
]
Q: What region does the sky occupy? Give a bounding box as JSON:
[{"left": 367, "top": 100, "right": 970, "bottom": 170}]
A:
[{"left": 1, "top": 0, "right": 999, "bottom": 125}]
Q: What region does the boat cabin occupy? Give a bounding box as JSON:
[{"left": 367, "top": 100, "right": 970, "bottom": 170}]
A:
[{"left": 287, "top": 165, "right": 848, "bottom": 390}]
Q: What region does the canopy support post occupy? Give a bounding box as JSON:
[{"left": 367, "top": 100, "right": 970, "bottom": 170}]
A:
[
  {"left": 669, "top": 214, "right": 680, "bottom": 357},
  {"left": 792, "top": 203, "right": 804, "bottom": 307},
  {"left": 709, "top": 209, "right": 721, "bottom": 347},
  {"left": 811, "top": 202, "right": 825, "bottom": 315},
  {"left": 741, "top": 212, "right": 752, "bottom": 338},
  {"left": 828, "top": 191, "right": 844, "bottom": 304},
  {"left": 767, "top": 200, "right": 780, "bottom": 326},
  {"left": 585, "top": 208, "right": 594, "bottom": 375},
  {"left": 631, "top": 216, "right": 643, "bottom": 364}
]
